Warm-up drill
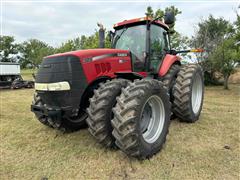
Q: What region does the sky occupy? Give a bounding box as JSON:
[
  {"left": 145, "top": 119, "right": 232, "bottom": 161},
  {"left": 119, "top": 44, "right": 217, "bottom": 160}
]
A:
[{"left": 1, "top": 0, "right": 239, "bottom": 47}]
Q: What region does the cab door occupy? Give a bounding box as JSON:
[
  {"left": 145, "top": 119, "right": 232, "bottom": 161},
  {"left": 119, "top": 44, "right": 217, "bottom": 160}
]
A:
[{"left": 149, "top": 24, "right": 169, "bottom": 73}]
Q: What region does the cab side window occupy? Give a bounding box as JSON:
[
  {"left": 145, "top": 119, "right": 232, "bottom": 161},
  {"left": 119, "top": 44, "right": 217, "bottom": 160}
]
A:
[{"left": 150, "top": 25, "right": 168, "bottom": 72}]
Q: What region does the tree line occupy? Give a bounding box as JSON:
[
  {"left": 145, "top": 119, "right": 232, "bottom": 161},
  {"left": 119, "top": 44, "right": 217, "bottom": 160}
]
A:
[
  {"left": 0, "top": 6, "right": 239, "bottom": 89},
  {"left": 0, "top": 32, "right": 110, "bottom": 68}
]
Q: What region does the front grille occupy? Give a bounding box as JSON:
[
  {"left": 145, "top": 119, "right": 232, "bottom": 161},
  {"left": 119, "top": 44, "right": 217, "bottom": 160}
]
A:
[{"left": 35, "top": 55, "right": 88, "bottom": 109}]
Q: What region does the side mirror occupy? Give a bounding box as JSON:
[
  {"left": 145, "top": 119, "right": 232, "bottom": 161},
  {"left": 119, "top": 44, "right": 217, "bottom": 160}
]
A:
[{"left": 164, "top": 11, "right": 175, "bottom": 25}]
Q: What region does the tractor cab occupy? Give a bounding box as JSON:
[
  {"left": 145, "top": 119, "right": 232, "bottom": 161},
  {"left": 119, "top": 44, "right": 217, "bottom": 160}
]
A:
[{"left": 112, "top": 17, "right": 171, "bottom": 73}]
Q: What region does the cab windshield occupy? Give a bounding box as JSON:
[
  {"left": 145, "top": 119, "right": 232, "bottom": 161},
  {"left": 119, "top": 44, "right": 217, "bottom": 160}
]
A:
[
  {"left": 114, "top": 25, "right": 146, "bottom": 71},
  {"left": 113, "top": 24, "right": 169, "bottom": 72}
]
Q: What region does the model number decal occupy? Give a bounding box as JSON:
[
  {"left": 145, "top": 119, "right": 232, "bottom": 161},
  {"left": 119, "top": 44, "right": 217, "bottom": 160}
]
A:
[{"left": 119, "top": 59, "right": 128, "bottom": 63}]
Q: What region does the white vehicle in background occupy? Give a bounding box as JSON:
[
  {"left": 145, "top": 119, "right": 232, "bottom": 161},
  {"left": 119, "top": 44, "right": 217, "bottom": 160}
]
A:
[{"left": 0, "top": 62, "right": 34, "bottom": 89}]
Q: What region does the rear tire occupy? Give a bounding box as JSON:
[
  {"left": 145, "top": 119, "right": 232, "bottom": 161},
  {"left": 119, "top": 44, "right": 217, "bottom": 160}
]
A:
[
  {"left": 173, "top": 64, "right": 204, "bottom": 122},
  {"left": 86, "top": 79, "right": 129, "bottom": 147},
  {"left": 162, "top": 64, "right": 180, "bottom": 102},
  {"left": 111, "top": 79, "right": 171, "bottom": 159}
]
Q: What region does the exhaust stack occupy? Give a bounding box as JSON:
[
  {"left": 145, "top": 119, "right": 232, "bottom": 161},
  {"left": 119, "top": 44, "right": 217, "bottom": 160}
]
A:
[{"left": 97, "top": 23, "right": 105, "bottom": 48}]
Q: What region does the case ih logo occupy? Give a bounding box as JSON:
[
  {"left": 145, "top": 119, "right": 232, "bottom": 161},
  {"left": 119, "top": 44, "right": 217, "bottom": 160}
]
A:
[
  {"left": 117, "top": 53, "right": 128, "bottom": 57},
  {"left": 84, "top": 53, "right": 128, "bottom": 62}
]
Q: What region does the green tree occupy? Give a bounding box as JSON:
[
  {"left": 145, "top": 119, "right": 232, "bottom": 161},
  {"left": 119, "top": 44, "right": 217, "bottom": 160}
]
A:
[
  {"left": 144, "top": 6, "right": 188, "bottom": 52},
  {"left": 145, "top": 6, "right": 154, "bottom": 18},
  {"left": 164, "top": 6, "right": 182, "bottom": 32},
  {"left": 145, "top": 6, "right": 181, "bottom": 33},
  {"left": 171, "top": 31, "right": 189, "bottom": 50},
  {"left": 165, "top": 6, "right": 182, "bottom": 17},
  {"left": 0, "top": 36, "right": 19, "bottom": 62},
  {"left": 154, "top": 9, "right": 164, "bottom": 19},
  {"left": 170, "top": 32, "right": 190, "bottom": 60},
  {"left": 145, "top": 5, "right": 181, "bottom": 20},
  {"left": 192, "top": 15, "right": 233, "bottom": 55},
  {"left": 234, "top": 11, "right": 240, "bottom": 45},
  {"left": 191, "top": 15, "right": 234, "bottom": 85},
  {"left": 210, "top": 37, "right": 240, "bottom": 89},
  {"left": 19, "top": 39, "right": 54, "bottom": 68},
  {"left": 81, "top": 32, "right": 99, "bottom": 49},
  {"left": 55, "top": 27, "right": 111, "bottom": 54},
  {"left": 55, "top": 37, "right": 82, "bottom": 53}
]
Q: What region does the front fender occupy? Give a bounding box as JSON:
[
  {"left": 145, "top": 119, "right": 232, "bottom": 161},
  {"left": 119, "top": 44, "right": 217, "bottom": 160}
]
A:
[{"left": 158, "top": 54, "right": 181, "bottom": 77}]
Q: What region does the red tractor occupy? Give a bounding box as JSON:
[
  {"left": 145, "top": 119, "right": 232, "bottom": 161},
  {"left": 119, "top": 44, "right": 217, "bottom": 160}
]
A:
[{"left": 31, "top": 13, "right": 204, "bottom": 159}]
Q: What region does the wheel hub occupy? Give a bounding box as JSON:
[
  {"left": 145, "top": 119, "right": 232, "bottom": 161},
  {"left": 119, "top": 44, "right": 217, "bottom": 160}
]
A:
[
  {"left": 140, "top": 103, "right": 152, "bottom": 133},
  {"left": 191, "top": 74, "right": 203, "bottom": 114},
  {"left": 140, "top": 95, "right": 165, "bottom": 144}
]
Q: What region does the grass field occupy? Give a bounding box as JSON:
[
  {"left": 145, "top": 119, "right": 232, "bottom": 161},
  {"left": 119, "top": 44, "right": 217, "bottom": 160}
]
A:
[
  {"left": 0, "top": 85, "right": 239, "bottom": 180},
  {"left": 21, "top": 69, "right": 36, "bottom": 81}
]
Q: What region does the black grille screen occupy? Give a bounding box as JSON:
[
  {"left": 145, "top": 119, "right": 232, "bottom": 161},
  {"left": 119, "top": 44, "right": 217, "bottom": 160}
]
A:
[{"left": 35, "top": 55, "right": 88, "bottom": 110}]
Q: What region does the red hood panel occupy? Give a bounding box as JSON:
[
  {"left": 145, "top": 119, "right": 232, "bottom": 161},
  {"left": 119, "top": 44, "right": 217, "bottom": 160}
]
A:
[{"left": 46, "top": 48, "right": 130, "bottom": 59}]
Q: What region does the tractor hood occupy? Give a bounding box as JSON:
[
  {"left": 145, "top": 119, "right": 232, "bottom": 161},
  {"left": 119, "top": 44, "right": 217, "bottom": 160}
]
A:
[
  {"left": 43, "top": 48, "right": 133, "bottom": 84},
  {"left": 34, "top": 48, "right": 132, "bottom": 118},
  {"left": 46, "top": 48, "right": 130, "bottom": 61}
]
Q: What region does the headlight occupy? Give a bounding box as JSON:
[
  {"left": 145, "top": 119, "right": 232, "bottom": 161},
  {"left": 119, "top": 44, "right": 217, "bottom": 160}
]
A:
[{"left": 35, "top": 82, "right": 70, "bottom": 91}]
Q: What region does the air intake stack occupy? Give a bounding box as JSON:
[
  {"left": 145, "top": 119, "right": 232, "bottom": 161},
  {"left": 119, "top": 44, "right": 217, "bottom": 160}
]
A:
[{"left": 97, "top": 22, "right": 105, "bottom": 48}]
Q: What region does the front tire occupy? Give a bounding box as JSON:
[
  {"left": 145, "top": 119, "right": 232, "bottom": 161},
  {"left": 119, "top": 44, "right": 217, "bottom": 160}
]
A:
[
  {"left": 32, "top": 94, "right": 87, "bottom": 132},
  {"left": 111, "top": 79, "right": 171, "bottom": 159},
  {"left": 86, "top": 79, "right": 129, "bottom": 147},
  {"left": 32, "top": 94, "right": 53, "bottom": 128},
  {"left": 173, "top": 64, "right": 204, "bottom": 122}
]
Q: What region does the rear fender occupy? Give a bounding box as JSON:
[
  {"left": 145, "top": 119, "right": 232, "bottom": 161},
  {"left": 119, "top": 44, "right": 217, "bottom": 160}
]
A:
[{"left": 158, "top": 54, "right": 181, "bottom": 77}]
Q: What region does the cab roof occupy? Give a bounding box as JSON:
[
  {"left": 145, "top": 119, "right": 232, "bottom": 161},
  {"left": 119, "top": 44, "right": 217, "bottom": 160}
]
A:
[{"left": 113, "top": 17, "right": 169, "bottom": 30}]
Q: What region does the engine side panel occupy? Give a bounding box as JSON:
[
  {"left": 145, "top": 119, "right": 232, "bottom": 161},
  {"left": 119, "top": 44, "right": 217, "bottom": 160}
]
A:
[{"left": 81, "top": 53, "right": 132, "bottom": 83}]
